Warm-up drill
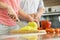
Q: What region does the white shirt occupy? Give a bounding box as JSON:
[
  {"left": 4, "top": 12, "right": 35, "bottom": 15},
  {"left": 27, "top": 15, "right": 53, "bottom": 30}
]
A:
[{"left": 20, "top": 0, "right": 44, "bottom": 14}]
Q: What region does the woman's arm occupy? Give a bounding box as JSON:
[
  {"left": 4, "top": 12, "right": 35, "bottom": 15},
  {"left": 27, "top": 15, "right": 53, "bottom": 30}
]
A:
[{"left": 0, "top": 2, "right": 8, "bottom": 9}]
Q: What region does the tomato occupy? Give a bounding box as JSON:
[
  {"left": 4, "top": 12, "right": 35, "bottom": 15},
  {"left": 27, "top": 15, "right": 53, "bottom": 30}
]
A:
[
  {"left": 46, "top": 28, "right": 55, "bottom": 33},
  {"left": 55, "top": 28, "right": 60, "bottom": 33},
  {"left": 41, "top": 20, "right": 51, "bottom": 29},
  {"left": 55, "top": 33, "right": 60, "bottom": 36}
]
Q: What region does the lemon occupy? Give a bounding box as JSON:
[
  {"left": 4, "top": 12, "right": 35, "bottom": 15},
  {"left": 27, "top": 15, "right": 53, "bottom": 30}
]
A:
[
  {"left": 19, "top": 26, "right": 34, "bottom": 31},
  {"left": 28, "top": 22, "right": 37, "bottom": 28},
  {"left": 19, "top": 22, "right": 38, "bottom": 31}
]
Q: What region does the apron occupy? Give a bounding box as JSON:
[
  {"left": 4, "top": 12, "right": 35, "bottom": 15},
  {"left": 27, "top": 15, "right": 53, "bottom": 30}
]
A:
[{"left": 0, "top": 24, "right": 20, "bottom": 35}]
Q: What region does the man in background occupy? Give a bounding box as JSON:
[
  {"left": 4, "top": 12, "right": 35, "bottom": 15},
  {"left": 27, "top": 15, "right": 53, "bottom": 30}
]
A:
[{"left": 20, "top": 0, "right": 45, "bottom": 27}]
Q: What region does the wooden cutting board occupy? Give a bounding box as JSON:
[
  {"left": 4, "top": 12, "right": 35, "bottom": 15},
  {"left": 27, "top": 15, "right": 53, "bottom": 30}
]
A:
[{"left": 0, "top": 30, "right": 46, "bottom": 39}]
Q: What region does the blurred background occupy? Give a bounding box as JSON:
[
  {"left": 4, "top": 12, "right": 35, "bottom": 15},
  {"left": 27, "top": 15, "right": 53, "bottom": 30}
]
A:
[{"left": 41, "top": 0, "right": 60, "bottom": 28}]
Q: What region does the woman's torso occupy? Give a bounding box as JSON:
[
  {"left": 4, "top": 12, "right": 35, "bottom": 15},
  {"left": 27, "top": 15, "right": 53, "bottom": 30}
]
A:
[{"left": 0, "top": 0, "right": 20, "bottom": 26}]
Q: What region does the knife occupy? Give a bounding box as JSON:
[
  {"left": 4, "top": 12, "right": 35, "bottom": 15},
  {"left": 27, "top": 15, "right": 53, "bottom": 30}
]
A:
[{"left": 16, "top": 19, "right": 25, "bottom": 27}]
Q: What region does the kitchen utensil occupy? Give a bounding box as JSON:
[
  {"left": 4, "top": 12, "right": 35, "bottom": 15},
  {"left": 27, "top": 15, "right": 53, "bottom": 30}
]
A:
[{"left": 16, "top": 19, "right": 25, "bottom": 27}]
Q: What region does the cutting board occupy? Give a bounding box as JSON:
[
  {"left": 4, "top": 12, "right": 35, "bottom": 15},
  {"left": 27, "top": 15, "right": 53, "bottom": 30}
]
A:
[{"left": 0, "top": 30, "right": 46, "bottom": 39}]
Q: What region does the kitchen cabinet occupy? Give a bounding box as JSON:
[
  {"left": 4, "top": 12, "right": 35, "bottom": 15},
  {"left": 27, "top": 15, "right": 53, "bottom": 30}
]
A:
[
  {"left": 43, "top": 12, "right": 60, "bottom": 16},
  {"left": 43, "top": 0, "right": 60, "bottom": 7}
]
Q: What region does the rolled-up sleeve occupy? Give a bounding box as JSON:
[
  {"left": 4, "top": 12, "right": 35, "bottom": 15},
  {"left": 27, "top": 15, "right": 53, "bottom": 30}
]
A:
[{"left": 38, "top": 0, "right": 45, "bottom": 9}]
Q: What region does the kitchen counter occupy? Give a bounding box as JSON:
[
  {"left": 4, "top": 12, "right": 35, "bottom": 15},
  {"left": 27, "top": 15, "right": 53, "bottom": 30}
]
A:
[{"left": 0, "top": 33, "right": 60, "bottom": 40}]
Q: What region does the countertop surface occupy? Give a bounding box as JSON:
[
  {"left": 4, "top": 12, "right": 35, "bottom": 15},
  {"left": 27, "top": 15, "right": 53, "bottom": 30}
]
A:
[{"left": 0, "top": 33, "right": 60, "bottom": 40}]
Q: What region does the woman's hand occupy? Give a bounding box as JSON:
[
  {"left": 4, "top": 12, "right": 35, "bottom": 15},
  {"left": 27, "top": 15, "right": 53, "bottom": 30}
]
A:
[
  {"left": 29, "top": 13, "right": 40, "bottom": 21},
  {"left": 27, "top": 15, "right": 35, "bottom": 22},
  {"left": 7, "top": 7, "right": 18, "bottom": 21},
  {"left": 0, "top": 2, "right": 18, "bottom": 21},
  {"left": 29, "top": 13, "right": 40, "bottom": 27}
]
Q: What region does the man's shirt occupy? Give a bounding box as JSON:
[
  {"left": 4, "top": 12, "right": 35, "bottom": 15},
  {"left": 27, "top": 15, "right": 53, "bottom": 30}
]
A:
[{"left": 20, "top": 0, "right": 44, "bottom": 14}]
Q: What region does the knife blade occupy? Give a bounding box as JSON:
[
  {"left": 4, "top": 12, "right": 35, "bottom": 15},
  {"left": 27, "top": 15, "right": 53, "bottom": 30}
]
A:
[{"left": 16, "top": 19, "right": 25, "bottom": 27}]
